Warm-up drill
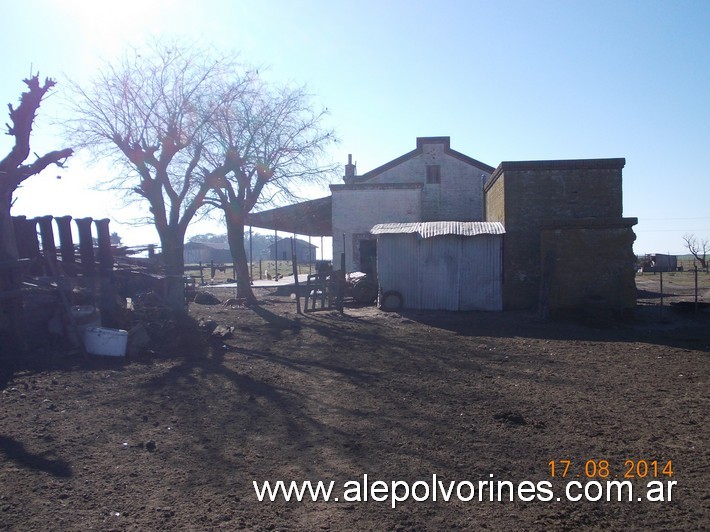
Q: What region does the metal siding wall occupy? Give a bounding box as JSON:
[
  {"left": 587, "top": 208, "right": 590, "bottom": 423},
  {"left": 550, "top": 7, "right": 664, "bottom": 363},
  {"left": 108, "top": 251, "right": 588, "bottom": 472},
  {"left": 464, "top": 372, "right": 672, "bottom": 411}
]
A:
[
  {"left": 418, "top": 235, "right": 460, "bottom": 311},
  {"left": 377, "top": 234, "right": 420, "bottom": 309},
  {"left": 459, "top": 235, "right": 503, "bottom": 310},
  {"left": 378, "top": 233, "right": 503, "bottom": 311}
]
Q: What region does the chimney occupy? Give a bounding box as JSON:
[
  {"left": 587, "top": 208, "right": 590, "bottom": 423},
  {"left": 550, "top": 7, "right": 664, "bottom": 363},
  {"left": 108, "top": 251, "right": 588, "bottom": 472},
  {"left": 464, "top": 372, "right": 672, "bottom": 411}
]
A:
[{"left": 344, "top": 153, "right": 356, "bottom": 183}]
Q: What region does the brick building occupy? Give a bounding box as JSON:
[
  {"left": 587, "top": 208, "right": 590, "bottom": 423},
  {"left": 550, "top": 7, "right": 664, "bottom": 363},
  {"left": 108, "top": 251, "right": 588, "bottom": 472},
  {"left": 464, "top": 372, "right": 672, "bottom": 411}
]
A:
[{"left": 484, "top": 158, "right": 637, "bottom": 313}]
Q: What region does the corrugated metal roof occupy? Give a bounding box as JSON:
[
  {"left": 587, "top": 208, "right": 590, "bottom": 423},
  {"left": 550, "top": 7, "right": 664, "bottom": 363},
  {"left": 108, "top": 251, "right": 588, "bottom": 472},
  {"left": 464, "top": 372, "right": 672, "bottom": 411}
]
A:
[{"left": 371, "top": 221, "right": 505, "bottom": 238}]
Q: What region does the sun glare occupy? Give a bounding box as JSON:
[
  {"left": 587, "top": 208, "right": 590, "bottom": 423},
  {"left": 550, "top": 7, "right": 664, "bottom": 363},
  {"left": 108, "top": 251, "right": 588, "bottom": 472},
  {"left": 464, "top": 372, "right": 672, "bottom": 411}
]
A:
[{"left": 59, "top": 0, "right": 172, "bottom": 55}]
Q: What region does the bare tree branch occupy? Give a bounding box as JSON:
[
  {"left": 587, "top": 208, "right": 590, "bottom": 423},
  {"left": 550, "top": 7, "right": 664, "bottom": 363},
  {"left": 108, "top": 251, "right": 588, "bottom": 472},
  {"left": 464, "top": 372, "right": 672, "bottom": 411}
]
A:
[
  {"left": 201, "top": 80, "right": 338, "bottom": 301},
  {"left": 683, "top": 233, "right": 709, "bottom": 269},
  {"left": 63, "top": 40, "right": 246, "bottom": 310},
  {"left": 1, "top": 75, "right": 73, "bottom": 263}
]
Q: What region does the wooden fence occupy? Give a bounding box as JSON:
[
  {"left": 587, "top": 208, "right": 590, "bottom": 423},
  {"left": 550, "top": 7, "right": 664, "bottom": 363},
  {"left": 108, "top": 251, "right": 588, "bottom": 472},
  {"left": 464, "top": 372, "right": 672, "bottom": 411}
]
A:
[{"left": 1, "top": 215, "right": 118, "bottom": 350}]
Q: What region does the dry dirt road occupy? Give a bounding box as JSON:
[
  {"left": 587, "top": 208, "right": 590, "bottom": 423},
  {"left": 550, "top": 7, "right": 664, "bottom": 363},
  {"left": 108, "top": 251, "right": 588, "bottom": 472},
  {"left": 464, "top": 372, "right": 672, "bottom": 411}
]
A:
[{"left": 0, "top": 287, "right": 708, "bottom": 530}]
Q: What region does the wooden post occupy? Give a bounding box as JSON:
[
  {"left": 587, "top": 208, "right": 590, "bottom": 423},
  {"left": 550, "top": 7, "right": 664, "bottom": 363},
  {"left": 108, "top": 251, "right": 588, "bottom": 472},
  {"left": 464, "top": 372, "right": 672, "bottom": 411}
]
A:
[
  {"left": 14, "top": 216, "right": 42, "bottom": 276},
  {"left": 94, "top": 218, "right": 118, "bottom": 327},
  {"left": 338, "top": 252, "right": 345, "bottom": 313},
  {"left": 274, "top": 229, "right": 278, "bottom": 279},
  {"left": 308, "top": 235, "right": 313, "bottom": 275},
  {"left": 94, "top": 219, "right": 113, "bottom": 274},
  {"left": 55, "top": 215, "right": 75, "bottom": 264},
  {"left": 0, "top": 258, "right": 26, "bottom": 352},
  {"left": 659, "top": 270, "right": 664, "bottom": 320},
  {"left": 249, "top": 226, "right": 253, "bottom": 282},
  {"left": 36, "top": 215, "right": 57, "bottom": 272},
  {"left": 75, "top": 217, "right": 95, "bottom": 276},
  {"left": 694, "top": 266, "right": 698, "bottom": 314},
  {"left": 291, "top": 237, "right": 301, "bottom": 314}
]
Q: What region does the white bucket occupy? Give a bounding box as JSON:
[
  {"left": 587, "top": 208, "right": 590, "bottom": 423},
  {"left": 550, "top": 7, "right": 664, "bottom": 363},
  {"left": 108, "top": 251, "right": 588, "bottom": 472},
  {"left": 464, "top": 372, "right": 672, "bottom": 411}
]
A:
[
  {"left": 69, "top": 305, "right": 101, "bottom": 346},
  {"left": 84, "top": 327, "right": 128, "bottom": 357}
]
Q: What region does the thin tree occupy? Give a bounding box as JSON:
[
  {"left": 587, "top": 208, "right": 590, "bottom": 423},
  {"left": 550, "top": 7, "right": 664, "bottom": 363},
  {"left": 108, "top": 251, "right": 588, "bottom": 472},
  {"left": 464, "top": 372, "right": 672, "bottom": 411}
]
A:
[
  {"left": 0, "top": 75, "right": 73, "bottom": 263},
  {"left": 66, "top": 42, "right": 248, "bottom": 311},
  {"left": 683, "top": 233, "right": 709, "bottom": 270},
  {"left": 203, "top": 81, "right": 337, "bottom": 302},
  {"left": 0, "top": 75, "right": 72, "bottom": 350}
]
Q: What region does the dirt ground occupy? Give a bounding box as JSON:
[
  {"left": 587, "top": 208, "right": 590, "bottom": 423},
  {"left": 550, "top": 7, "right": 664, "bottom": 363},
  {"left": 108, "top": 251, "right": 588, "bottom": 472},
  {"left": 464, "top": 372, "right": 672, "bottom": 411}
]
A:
[{"left": 0, "top": 282, "right": 708, "bottom": 531}]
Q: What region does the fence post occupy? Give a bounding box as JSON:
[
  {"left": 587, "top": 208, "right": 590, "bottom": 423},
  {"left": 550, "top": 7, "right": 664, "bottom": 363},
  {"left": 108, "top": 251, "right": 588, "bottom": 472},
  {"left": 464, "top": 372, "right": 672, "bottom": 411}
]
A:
[
  {"left": 659, "top": 270, "right": 664, "bottom": 320},
  {"left": 291, "top": 237, "right": 301, "bottom": 314},
  {"left": 694, "top": 266, "right": 698, "bottom": 314},
  {"left": 75, "top": 217, "right": 95, "bottom": 276},
  {"left": 94, "top": 219, "right": 113, "bottom": 274},
  {"left": 55, "top": 215, "right": 75, "bottom": 264},
  {"left": 36, "top": 216, "right": 57, "bottom": 271},
  {"left": 14, "top": 216, "right": 43, "bottom": 276}
]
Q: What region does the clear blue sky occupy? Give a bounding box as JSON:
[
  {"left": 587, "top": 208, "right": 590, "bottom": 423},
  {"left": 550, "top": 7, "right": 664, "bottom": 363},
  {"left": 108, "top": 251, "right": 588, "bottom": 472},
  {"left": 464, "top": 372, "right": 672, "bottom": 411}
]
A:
[{"left": 2, "top": 0, "right": 709, "bottom": 254}]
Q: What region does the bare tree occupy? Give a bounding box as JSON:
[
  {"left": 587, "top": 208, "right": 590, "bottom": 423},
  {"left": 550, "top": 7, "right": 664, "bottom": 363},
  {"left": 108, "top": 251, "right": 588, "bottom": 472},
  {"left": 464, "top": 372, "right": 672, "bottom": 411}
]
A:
[
  {"left": 203, "top": 81, "right": 337, "bottom": 302},
  {"left": 0, "top": 75, "right": 73, "bottom": 263},
  {"left": 683, "top": 233, "right": 709, "bottom": 270},
  {"left": 66, "top": 42, "right": 247, "bottom": 311}
]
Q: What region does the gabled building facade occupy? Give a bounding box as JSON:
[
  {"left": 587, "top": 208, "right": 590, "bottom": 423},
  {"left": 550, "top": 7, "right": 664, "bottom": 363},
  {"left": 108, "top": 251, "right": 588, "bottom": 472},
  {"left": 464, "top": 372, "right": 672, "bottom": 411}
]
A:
[{"left": 331, "top": 137, "right": 495, "bottom": 273}]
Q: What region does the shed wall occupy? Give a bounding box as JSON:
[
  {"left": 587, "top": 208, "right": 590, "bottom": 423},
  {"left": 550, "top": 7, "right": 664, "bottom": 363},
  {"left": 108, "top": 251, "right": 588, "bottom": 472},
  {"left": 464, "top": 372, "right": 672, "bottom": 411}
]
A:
[
  {"left": 377, "top": 234, "right": 421, "bottom": 309},
  {"left": 459, "top": 236, "right": 503, "bottom": 310},
  {"left": 419, "top": 236, "right": 460, "bottom": 311},
  {"left": 377, "top": 233, "right": 502, "bottom": 311}
]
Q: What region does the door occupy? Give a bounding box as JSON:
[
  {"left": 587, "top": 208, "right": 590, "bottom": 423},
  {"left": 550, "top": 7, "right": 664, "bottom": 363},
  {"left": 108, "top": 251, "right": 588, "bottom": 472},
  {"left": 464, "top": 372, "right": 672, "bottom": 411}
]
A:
[{"left": 359, "top": 239, "right": 377, "bottom": 275}]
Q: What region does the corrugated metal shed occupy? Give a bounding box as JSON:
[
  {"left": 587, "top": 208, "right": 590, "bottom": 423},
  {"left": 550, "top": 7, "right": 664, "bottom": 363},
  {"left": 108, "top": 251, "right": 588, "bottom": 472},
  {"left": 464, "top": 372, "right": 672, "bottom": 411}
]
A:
[
  {"left": 371, "top": 221, "right": 505, "bottom": 238},
  {"left": 374, "top": 222, "right": 504, "bottom": 311}
]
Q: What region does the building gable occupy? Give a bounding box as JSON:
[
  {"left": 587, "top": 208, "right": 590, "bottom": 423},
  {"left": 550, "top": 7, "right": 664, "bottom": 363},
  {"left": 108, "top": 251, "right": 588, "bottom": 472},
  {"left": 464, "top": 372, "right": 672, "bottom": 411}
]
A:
[{"left": 345, "top": 137, "right": 495, "bottom": 185}]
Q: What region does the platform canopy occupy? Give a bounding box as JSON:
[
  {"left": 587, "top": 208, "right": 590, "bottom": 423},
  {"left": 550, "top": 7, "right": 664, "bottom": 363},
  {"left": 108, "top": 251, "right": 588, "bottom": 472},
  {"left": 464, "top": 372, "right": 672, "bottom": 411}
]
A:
[{"left": 245, "top": 196, "right": 332, "bottom": 236}]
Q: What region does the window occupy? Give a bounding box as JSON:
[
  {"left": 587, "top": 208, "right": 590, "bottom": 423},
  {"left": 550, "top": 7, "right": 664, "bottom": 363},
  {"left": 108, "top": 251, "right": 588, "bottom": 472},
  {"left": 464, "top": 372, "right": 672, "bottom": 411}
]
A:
[{"left": 426, "top": 165, "right": 441, "bottom": 184}]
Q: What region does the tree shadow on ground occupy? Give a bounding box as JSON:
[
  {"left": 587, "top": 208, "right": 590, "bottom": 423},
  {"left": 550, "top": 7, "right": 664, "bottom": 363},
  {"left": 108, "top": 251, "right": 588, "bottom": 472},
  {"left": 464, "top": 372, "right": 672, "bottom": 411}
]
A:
[
  {"left": 0, "top": 435, "right": 72, "bottom": 477},
  {"left": 397, "top": 305, "right": 710, "bottom": 352}
]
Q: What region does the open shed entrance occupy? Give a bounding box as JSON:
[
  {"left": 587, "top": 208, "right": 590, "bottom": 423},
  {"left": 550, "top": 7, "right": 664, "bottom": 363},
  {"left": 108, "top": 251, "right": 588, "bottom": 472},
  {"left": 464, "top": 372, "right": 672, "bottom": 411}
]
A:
[{"left": 359, "top": 239, "right": 377, "bottom": 275}]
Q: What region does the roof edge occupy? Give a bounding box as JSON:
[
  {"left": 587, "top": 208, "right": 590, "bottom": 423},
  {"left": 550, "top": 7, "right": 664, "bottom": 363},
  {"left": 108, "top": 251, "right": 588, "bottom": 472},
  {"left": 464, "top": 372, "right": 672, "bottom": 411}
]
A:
[
  {"left": 485, "top": 157, "right": 627, "bottom": 193},
  {"left": 350, "top": 137, "right": 495, "bottom": 183},
  {"left": 371, "top": 221, "right": 506, "bottom": 238}
]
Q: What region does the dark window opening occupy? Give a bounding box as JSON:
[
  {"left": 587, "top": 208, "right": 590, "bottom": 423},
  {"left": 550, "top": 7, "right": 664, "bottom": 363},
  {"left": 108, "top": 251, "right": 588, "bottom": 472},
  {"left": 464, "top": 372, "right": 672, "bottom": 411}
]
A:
[
  {"left": 426, "top": 165, "right": 441, "bottom": 184},
  {"left": 359, "top": 239, "right": 377, "bottom": 275}
]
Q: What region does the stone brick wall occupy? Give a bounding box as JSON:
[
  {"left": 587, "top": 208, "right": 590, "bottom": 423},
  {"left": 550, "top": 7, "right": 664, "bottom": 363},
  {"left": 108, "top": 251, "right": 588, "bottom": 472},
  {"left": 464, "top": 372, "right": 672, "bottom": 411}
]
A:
[
  {"left": 484, "top": 172, "right": 505, "bottom": 224},
  {"left": 540, "top": 219, "right": 638, "bottom": 315},
  {"left": 484, "top": 158, "right": 631, "bottom": 310}
]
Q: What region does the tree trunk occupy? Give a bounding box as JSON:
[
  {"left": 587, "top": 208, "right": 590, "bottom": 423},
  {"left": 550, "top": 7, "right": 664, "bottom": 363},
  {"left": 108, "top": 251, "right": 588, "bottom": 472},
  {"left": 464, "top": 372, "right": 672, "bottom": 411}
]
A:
[
  {"left": 0, "top": 191, "right": 19, "bottom": 263},
  {"left": 226, "top": 215, "right": 256, "bottom": 303},
  {"left": 0, "top": 191, "right": 24, "bottom": 351},
  {"left": 158, "top": 230, "right": 187, "bottom": 312}
]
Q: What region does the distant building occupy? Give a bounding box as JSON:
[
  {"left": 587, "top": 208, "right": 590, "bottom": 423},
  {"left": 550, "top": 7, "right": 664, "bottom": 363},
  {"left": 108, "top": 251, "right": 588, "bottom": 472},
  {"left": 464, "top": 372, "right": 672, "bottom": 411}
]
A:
[
  {"left": 265, "top": 237, "right": 317, "bottom": 263},
  {"left": 183, "top": 241, "right": 232, "bottom": 264},
  {"left": 640, "top": 253, "right": 677, "bottom": 273}
]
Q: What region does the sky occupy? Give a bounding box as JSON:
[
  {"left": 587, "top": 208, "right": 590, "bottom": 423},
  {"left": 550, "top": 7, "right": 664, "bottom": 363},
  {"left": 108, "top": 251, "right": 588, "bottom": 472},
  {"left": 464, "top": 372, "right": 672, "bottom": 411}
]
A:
[{"left": 2, "top": 0, "right": 709, "bottom": 256}]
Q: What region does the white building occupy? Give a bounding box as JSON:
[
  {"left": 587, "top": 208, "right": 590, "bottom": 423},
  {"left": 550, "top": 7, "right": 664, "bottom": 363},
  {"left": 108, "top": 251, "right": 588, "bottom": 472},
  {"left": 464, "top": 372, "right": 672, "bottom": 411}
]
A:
[{"left": 331, "top": 137, "right": 495, "bottom": 273}]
